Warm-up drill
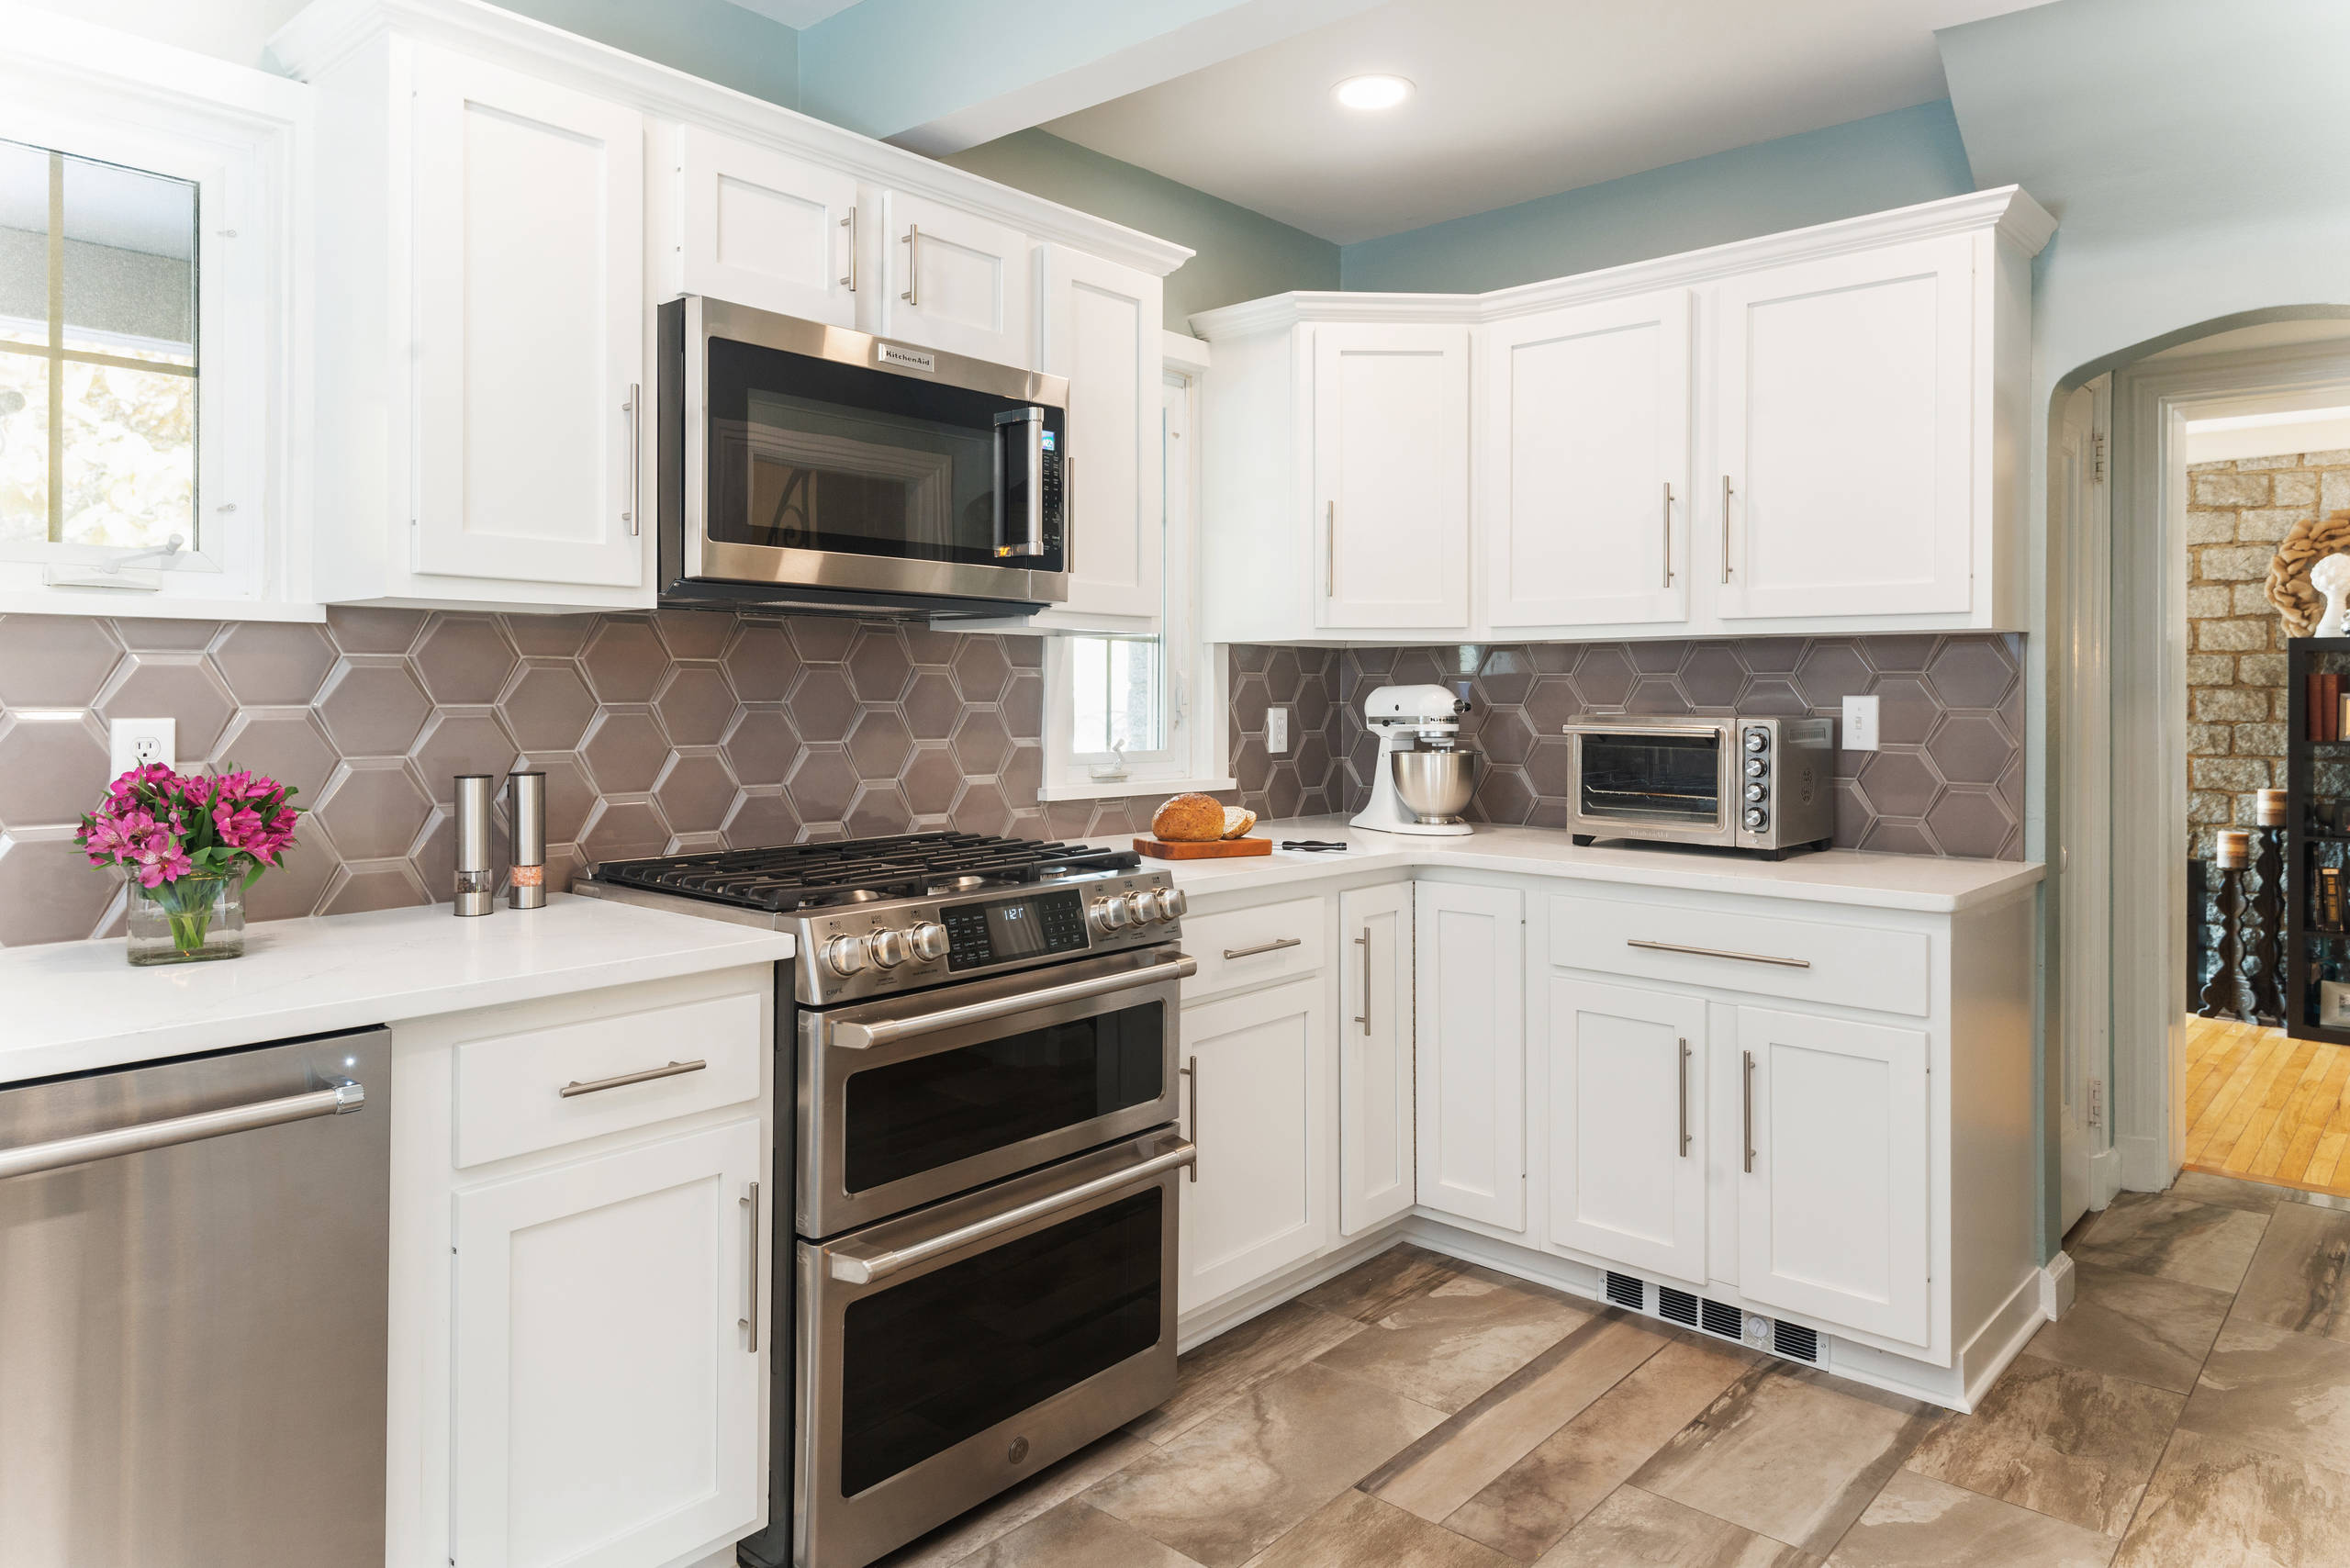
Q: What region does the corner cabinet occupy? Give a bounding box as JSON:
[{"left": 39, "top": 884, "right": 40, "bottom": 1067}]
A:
[
  {"left": 1337, "top": 882, "right": 1415, "bottom": 1235},
  {"left": 1314, "top": 324, "right": 1472, "bottom": 631}
]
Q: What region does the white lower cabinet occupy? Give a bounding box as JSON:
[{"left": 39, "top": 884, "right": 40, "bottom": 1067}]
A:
[
  {"left": 1177, "top": 977, "right": 1333, "bottom": 1314},
  {"left": 450, "top": 1116, "right": 767, "bottom": 1568},
  {"left": 1337, "top": 883, "right": 1415, "bottom": 1235},
  {"left": 1414, "top": 882, "right": 1526, "bottom": 1232},
  {"left": 1546, "top": 978, "right": 1707, "bottom": 1284},
  {"left": 1735, "top": 1004, "right": 1932, "bottom": 1347}
]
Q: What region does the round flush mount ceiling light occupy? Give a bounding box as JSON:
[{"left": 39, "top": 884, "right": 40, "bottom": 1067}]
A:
[{"left": 1332, "top": 73, "right": 1415, "bottom": 112}]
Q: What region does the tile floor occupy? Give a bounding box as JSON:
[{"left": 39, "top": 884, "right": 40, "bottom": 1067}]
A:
[{"left": 873, "top": 1170, "right": 2350, "bottom": 1567}]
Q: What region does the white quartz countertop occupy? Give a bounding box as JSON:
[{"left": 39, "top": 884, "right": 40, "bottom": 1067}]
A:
[
  {"left": 0, "top": 894, "right": 794, "bottom": 1086},
  {"left": 1095, "top": 816, "right": 2044, "bottom": 913}
]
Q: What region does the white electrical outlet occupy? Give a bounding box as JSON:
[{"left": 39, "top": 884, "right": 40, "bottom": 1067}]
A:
[
  {"left": 1267, "top": 706, "right": 1289, "bottom": 753},
  {"left": 1841, "top": 694, "right": 1880, "bottom": 751},
  {"left": 107, "top": 717, "right": 175, "bottom": 779}
]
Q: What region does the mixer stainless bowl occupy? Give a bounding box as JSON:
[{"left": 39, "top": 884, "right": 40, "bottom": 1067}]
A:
[{"left": 1391, "top": 749, "right": 1478, "bottom": 823}]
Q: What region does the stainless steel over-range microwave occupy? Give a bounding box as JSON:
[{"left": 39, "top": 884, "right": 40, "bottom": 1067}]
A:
[
  {"left": 658, "top": 297, "right": 1070, "bottom": 619},
  {"left": 1562, "top": 715, "right": 1837, "bottom": 858}
]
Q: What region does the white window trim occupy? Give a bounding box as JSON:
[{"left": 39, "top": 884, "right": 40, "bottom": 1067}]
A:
[
  {"left": 0, "top": 10, "right": 313, "bottom": 621},
  {"left": 1040, "top": 360, "right": 1233, "bottom": 801}
]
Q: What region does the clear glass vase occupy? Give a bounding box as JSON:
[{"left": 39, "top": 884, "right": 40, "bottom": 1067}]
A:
[{"left": 126, "top": 872, "right": 245, "bottom": 965}]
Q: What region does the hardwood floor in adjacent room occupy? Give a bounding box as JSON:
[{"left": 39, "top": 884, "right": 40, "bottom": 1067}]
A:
[{"left": 2184, "top": 1014, "right": 2350, "bottom": 1198}]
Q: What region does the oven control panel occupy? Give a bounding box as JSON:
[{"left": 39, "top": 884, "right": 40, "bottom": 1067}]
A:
[{"left": 940, "top": 890, "right": 1090, "bottom": 971}]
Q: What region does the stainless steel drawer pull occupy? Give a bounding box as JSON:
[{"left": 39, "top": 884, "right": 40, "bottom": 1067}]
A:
[
  {"left": 831, "top": 954, "right": 1199, "bottom": 1051},
  {"left": 1180, "top": 1056, "right": 1199, "bottom": 1182},
  {"left": 1742, "top": 1050, "right": 1756, "bottom": 1174},
  {"left": 1224, "top": 936, "right": 1303, "bottom": 960},
  {"left": 558, "top": 1058, "right": 707, "bottom": 1098},
  {"left": 1677, "top": 1037, "right": 1691, "bottom": 1157},
  {"left": 1628, "top": 937, "right": 1810, "bottom": 969},
  {"left": 0, "top": 1080, "right": 364, "bottom": 1182},
  {"left": 829, "top": 1140, "right": 1197, "bottom": 1283},
  {"left": 741, "top": 1181, "right": 761, "bottom": 1353}
]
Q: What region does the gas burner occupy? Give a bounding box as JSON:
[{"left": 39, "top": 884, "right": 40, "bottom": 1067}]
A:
[
  {"left": 588, "top": 831, "right": 1143, "bottom": 915},
  {"left": 798, "top": 888, "right": 890, "bottom": 908},
  {"left": 926, "top": 874, "right": 996, "bottom": 894}
]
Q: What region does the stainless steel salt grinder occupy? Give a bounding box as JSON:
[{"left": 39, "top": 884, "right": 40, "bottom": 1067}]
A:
[
  {"left": 508, "top": 771, "right": 547, "bottom": 910},
  {"left": 453, "top": 774, "right": 496, "bottom": 916}
]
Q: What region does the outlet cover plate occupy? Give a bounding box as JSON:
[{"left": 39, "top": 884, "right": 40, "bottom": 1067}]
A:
[
  {"left": 107, "top": 717, "right": 175, "bottom": 779},
  {"left": 1841, "top": 695, "right": 1879, "bottom": 752},
  {"left": 1267, "top": 707, "right": 1289, "bottom": 754}
]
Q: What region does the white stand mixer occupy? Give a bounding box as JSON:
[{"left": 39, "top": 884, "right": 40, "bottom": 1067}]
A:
[{"left": 1351, "top": 683, "right": 1477, "bottom": 836}]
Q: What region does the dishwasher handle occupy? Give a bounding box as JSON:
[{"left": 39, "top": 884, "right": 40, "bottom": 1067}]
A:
[{"left": 0, "top": 1080, "right": 365, "bottom": 1181}]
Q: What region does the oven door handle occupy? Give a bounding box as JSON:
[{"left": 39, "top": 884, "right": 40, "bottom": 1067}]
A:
[
  {"left": 828, "top": 1138, "right": 1196, "bottom": 1284},
  {"left": 827, "top": 953, "right": 1198, "bottom": 1050}
]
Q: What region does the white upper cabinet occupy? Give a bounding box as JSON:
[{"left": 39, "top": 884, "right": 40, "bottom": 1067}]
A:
[
  {"left": 1315, "top": 323, "right": 1472, "bottom": 631},
  {"left": 1414, "top": 880, "right": 1526, "bottom": 1232},
  {"left": 879, "top": 190, "right": 1033, "bottom": 367},
  {"left": 1337, "top": 882, "right": 1415, "bottom": 1236},
  {"left": 1485, "top": 290, "right": 1693, "bottom": 632},
  {"left": 1546, "top": 977, "right": 1707, "bottom": 1284},
  {"left": 1713, "top": 235, "right": 1976, "bottom": 622},
  {"left": 1038, "top": 244, "right": 1164, "bottom": 626},
  {"left": 671, "top": 123, "right": 858, "bottom": 327}
]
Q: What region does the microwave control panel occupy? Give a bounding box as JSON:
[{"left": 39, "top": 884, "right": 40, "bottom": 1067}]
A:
[{"left": 941, "top": 890, "right": 1089, "bottom": 970}]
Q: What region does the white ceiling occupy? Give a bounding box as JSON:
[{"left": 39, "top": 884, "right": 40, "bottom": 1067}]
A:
[
  {"left": 723, "top": 0, "right": 857, "bottom": 30},
  {"left": 1044, "top": 0, "right": 2051, "bottom": 245}
]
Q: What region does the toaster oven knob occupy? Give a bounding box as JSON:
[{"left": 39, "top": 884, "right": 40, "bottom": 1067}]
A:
[
  {"left": 1745, "top": 756, "right": 1767, "bottom": 778},
  {"left": 822, "top": 934, "right": 870, "bottom": 976},
  {"left": 1744, "top": 807, "right": 1768, "bottom": 832},
  {"left": 1744, "top": 729, "right": 1770, "bottom": 754},
  {"left": 909, "top": 921, "right": 950, "bottom": 961},
  {"left": 868, "top": 927, "right": 913, "bottom": 969},
  {"left": 1090, "top": 895, "right": 1131, "bottom": 933},
  {"left": 1744, "top": 782, "right": 1767, "bottom": 803}
]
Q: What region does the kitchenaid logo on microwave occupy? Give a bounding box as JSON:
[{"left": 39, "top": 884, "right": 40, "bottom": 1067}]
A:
[{"left": 877, "top": 342, "right": 936, "bottom": 374}]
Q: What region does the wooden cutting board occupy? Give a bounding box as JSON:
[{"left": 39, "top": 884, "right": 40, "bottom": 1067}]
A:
[{"left": 1134, "top": 836, "right": 1272, "bottom": 859}]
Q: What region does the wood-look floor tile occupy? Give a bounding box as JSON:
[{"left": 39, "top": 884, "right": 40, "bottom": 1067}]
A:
[
  {"left": 2178, "top": 1316, "right": 2350, "bottom": 1474},
  {"left": 1361, "top": 1309, "right": 1678, "bottom": 1525},
  {"left": 1627, "top": 1364, "right": 1940, "bottom": 1556},
  {"left": 955, "top": 1498, "right": 1204, "bottom": 1568},
  {"left": 2110, "top": 1426, "right": 2350, "bottom": 1568},
  {"left": 1310, "top": 1271, "right": 1595, "bottom": 1414},
  {"left": 1083, "top": 1360, "right": 1448, "bottom": 1568},
  {"left": 1294, "top": 1242, "right": 1469, "bottom": 1324},
  {"left": 872, "top": 1433, "right": 1155, "bottom": 1567},
  {"left": 2022, "top": 1262, "right": 2233, "bottom": 1395},
  {"left": 2229, "top": 1199, "right": 2350, "bottom": 1344},
  {"left": 1443, "top": 1334, "right": 1759, "bottom": 1562},
  {"left": 2165, "top": 1170, "right": 2287, "bottom": 1215},
  {"left": 1822, "top": 1470, "right": 2117, "bottom": 1568},
  {"left": 1125, "top": 1295, "right": 1370, "bottom": 1444},
  {"left": 1899, "top": 1353, "right": 2183, "bottom": 1537},
  {"left": 2072, "top": 1193, "right": 2270, "bottom": 1294},
  {"left": 1243, "top": 1489, "right": 1515, "bottom": 1568},
  {"left": 1532, "top": 1485, "right": 1821, "bottom": 1568}
]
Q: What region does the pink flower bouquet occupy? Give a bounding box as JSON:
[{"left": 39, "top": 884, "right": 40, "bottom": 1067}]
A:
[{"left": 77, "top": 764, "right": 302, "bottom": 962}]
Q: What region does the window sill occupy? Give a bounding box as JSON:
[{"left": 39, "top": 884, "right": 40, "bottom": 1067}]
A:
[
  {"left": 0, "top": 591, "right": 327, "bottom": 622},
  {"left": 1038, "top": 776, "right": 1237, "bottom": 803}
]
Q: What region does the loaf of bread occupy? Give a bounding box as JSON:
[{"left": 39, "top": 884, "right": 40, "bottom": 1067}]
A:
[{"left": 1151, "top": 792, "right": 1226, "bottom": 842}]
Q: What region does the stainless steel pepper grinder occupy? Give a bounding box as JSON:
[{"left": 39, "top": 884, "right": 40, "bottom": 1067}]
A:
[
  {"left": 453, "top": 774, "right": 496, "bottom": 916},
  {"left": 509, "top": 771, "right": 547, "bottom": 910}
]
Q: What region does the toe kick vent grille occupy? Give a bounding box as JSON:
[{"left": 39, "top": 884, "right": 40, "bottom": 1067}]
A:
[
  {"left": 1774, "top": 1319, "right": 1820, "bottom": 1363},
  {"left": 1656, "top": 1286, "right": 1698, "bottom": 1327},
  {"left": 1700, "top": 1298, "right": 1745, "bottom": 1340},
  {"left": 1605, "top": 1271, "right": 1645, "bottom": 1310}
]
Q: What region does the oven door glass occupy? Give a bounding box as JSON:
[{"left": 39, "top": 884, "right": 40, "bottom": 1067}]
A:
[
  {"left": 1579, "top": 732, "right": 1725, "bottom": 825},
  {"left": 706, "top": 337, "right": 1065, "bottom": 573}
]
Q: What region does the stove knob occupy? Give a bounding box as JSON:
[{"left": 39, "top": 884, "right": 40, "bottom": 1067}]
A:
[
  {"left": 1141, "top": 888, "right": 1178, "bottom": 923},
  {"left": 822, "top": 934, "right": 870, "bottom": 976},
  {"left": 868, "top": 927, "right": 913, "bottom": 969},
  {"left": 1159, "top": 887, "right": 1188, "bottom": 921},
  {"left": 1744, "top": 807, "right": 1768, "bottom": 832},
  {"left": 1090, "top": 896, "right": 1131, "bottom": 933},
  {"left": 1123, "top": 890, "right": 1157, "bottom": 926},
  {"left": 909, "top": 921, "right": 949, "bottom": 961}
]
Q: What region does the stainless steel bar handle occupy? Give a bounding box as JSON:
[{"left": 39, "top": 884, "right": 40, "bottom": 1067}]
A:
[
  {"left": 559, "top": 1058, "right": 707, "bottom": 1098},
  {"left": 1224, "top": 936, "right": 1303, "bottom": 960},
  {"left": 1354, "top": 931, "right": 1372, "bottom": 1036},
  {"left": 1628, "top": 937, "right": 1810, "bottom": 969},
  {"left": 623, "top": 383, "right": 642, "bottom": 536},
  {"left": 1662, "top": 481, "right": 1674, "bottom": 587},
  {"left": 740, "top": 1181, "right": 761, "bottom": 1352},
  {"left": 1326, "top": 501, "right": 1337, "bottom": 597},
  {"left": 1742, "top": 1050, "right": 1756, "bottom": 1174},
  {"left": 1180, "top": 1056, "right": 1198, "bottom": 1182},
  {"left": 839, "top": 208, "right": 856, "bottom": 290},
  {"left": 1062, "top": 450, "right": 1074, "bottom": 575},
  {"left": 901, "top": 223, "right": 919, "bottom": 306},
  {"left": 1720, "top": 476, "right": 1733, "bottom": 582},
  {"left": 831, "top": 954, "right": 1199, "bottom": 1050},
  {"left": 1677, "top": 1037, "right": 1691, "bottom": 1157},
  {"left": 830, "top": 1140, "right": 1197, "bottom": 1283},
  {"left": 0, "top": 1080, "right": 365, "bottom": 1181}
]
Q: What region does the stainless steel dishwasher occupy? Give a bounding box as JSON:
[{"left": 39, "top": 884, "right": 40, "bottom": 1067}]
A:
[{"left": 0, "top": 1028, "right": 390, "bottom": 1568}]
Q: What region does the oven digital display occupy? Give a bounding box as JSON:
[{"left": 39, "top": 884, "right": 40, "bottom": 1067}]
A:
[{"left": 941, "top": 890, "right": 1088, "bottom": 969}]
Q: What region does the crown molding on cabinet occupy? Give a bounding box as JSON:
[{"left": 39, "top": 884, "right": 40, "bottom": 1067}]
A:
[
  {"left": 267, "top": 0, "right": 1195, "bottom": 279},
  {"left": 1189, "top": 185, "right": 2053, "bottom": 338}
]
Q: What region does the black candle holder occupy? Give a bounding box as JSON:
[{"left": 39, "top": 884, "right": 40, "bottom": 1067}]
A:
[
  {"left": 2251, "top": 822, "right": 2288, "bottom": 1025},
  {"left": 2199, "top": 861, "right": 2255, "bottom": 1023}
]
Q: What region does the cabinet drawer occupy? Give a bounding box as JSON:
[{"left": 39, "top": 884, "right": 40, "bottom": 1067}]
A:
[
  {"left": 1549, "top": 891, "right": 1930, "bottom": 1017},
  {"left": 453, "top": 989, "right": 765, "bottom": 1168},
  {"left": 1182, "top": 897, "right": 1328, "bottom": 1002}
]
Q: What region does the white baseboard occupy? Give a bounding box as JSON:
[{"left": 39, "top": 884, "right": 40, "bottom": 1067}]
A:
[
  {"left": 2088, "top": 1148, "right": 2125, "bottom": 1210},
  {"left": 2041, "top": 1251, "right": 2077, "bottom": 1320},
  {"left": 2118, "top": 1132, "right": 2177, "bottom": 1195}
]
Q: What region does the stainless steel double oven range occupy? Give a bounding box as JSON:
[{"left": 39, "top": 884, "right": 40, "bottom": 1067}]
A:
[{"left": 576, "top": 834, "right": 1194, "bottom": 1568}]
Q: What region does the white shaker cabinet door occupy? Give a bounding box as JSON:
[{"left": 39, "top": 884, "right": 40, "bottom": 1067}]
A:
[
  {"left": 1038, "top": 244, "right": 1164, "bottom": 624},
  {"left": 1177, "top": 978, "right": 1333, "bottom": 1314},
  {"left": 410, "top": 46, "right": 647, "bottom": 588},
  {"left": 1484, "top": 290, "right": 1693, "bottom": 631},
  {"left": 1338, "top": 882, "right": 1415, "bottom": 1235},
  {"left": 1546, "top": 978, "right": 1707, "bottom": 1284},
  {"left": 450, "top": 1117, "right": 765, "bottom": 1568},
  {"left": 878, "top": 190, "right": 1032, "bottom": 367},
  {"left": 1313, "top": 323, "right": 1471, "bottom": 631},
  {"left": 1734, "top": 1005, "right": 1931, "bottom": 1347},
  {"left": 1711, "top": 234, "right": 1975, "bottom": 621},
  {"left": 1414, "top": 882, "right": 1525, "bottom": 1231},
  {"left": 673, "top": 124, "right": 859, "bottom": 327}
]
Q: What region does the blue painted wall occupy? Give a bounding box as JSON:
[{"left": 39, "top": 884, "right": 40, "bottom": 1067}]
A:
[
  {"left": 498, "top": 0, "right": 799, "bottom": 110},
  {"left": 1338, "top": 100, "right": 1976, "bottom": 295}
]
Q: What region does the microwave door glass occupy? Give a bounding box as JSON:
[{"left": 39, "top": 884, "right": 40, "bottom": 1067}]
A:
[{"left": 1580, "top": 734, "right": 1724, "bottom": 824}]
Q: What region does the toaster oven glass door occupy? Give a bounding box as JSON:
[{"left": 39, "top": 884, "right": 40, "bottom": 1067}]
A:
[{"left": 1578, "top": 732, "right": 1726, "bottom": 827}]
